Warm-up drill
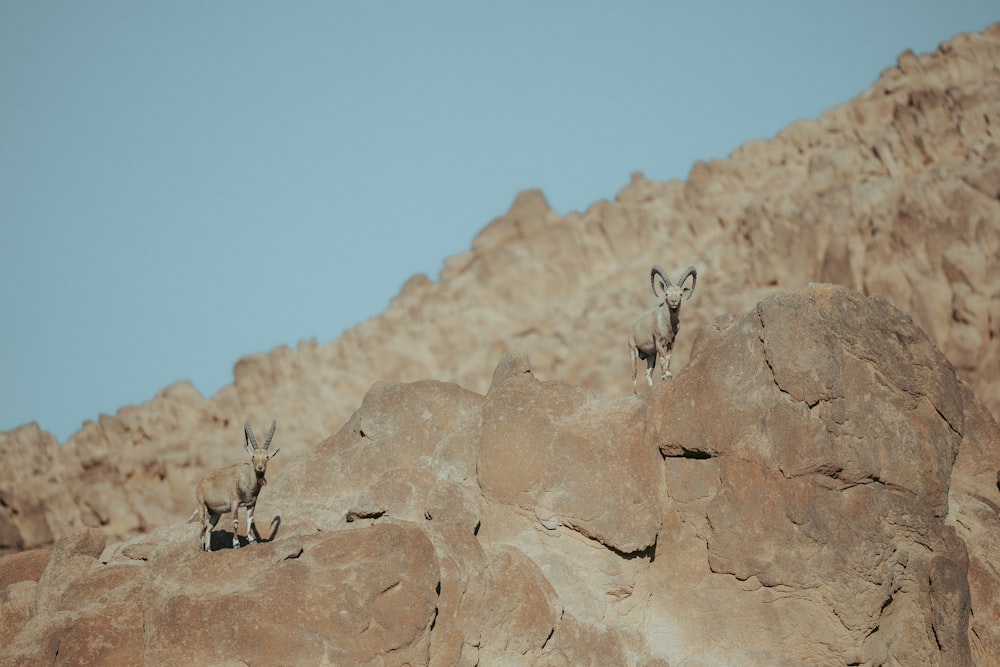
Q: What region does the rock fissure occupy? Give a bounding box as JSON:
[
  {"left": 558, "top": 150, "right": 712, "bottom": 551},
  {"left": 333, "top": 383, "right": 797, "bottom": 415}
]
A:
[{"left": 561, "top": 518, "right": 657, "bottom": 561}]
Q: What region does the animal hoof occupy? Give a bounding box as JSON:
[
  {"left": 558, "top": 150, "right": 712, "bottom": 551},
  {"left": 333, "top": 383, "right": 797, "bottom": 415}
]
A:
[{"left": 232, "top": 542, "right": 240, "bottom": 549}]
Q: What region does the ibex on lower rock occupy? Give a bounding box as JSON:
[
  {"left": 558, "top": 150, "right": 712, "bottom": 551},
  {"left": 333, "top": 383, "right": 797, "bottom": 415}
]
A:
[
  {"left": 628, "top": 265, "right": 697, "bottom": 393},
  {"left": 191, "top": 420, "right": 279, "bottom": 551}
]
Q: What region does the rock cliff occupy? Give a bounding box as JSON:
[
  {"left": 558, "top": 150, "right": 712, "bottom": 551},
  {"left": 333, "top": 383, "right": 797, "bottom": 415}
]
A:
[
  {"left": 2, "top": 20, "right": 1000, "bottom": 666},
  {"left": 2, "top": 286, "right": 999, "bottom": 665}
]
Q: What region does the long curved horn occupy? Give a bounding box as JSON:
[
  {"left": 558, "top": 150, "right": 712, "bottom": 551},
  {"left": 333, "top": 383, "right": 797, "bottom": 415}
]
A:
[
  {"left": 678, "top": 265, "right": 698, "bottom": 299},
  {"left": 262, "top": 421, "right": 277, "bottom": 450},
  {"left": 650, "top": 265, "right": 669, "bottom": 298},
  {"left": 245, "top": 421, "right": 259, "bottom": 451}
]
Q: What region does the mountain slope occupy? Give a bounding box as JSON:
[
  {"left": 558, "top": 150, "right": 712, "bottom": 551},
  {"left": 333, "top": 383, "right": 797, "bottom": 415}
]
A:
[
  {"left": 1, "top": 23, "right": 998, "bottom": 554},
  {"left": 3, "top": 285, "right": 999, "bottom": 664}
]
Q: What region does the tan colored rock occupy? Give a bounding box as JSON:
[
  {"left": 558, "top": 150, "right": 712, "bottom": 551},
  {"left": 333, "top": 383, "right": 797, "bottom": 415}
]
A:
[
  {"left": 946, "top": 384, "right": 1000, "bottom": 664},
  {"left": 635, "top": 286, "right": 979, "bottom": 664},
  {"left": 144, "top": 523, "right": 438, "bottom": 666},
  {"left": 479, "top": 353, "right": 660, "bottom": 554},
  {"left": 0, "top": 581, "right": 36, "bottom": 657},
  {"left": 476, "top": 545, "right": 563, "bottom": 661},
  {"left": 263, "top": 378, "right": 484, "bottom": 540},
  {"left": 1, "top": 286, "right": 999, "bottom": 664},
  {"left": 0, "top": 548, "right": 51, "bottom": 591},
  {"left": 33, "top": 527, "right": 108, "bottom": 616},
  {"left": 1, "top": 528, "right": 144, "bottom": 667},
  {"left": 0, "top": 423, "right": 84, "bottom": 552}
]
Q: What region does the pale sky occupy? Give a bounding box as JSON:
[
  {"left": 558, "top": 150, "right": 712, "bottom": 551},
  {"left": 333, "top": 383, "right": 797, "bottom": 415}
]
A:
[{"left": 2, "top": 2, "right": 997, "bottom": 442}]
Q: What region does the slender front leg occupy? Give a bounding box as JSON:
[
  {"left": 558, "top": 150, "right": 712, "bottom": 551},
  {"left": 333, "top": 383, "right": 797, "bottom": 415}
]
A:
[
  {"left": 631, "top": 346, "right": 639, "bottom": 395},
  {"left": 656, "top": 340, "right": 673, "bottom": 382},
  {"left": 231, "top": 499, "right": 241, "bottom": 548},
  {"left": 246, "top": 503, "right": 257, "bottom": 543},
  {"left": 645, "top": 353, "right": 656, "bottom": 387},
  {"left": 204, "top": 510, "right": 220, "bottom": 552},
  {"left": 199, "top": 506, "right": 208, "bottom": 552}
]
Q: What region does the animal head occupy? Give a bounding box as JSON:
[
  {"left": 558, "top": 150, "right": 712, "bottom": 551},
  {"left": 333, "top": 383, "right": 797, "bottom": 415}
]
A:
[
  {"left": 651, "top": 265, "right": 697, "bottom": 309},
  {"left": 244, "top": 420, "right": 279, "bottom": 476}
]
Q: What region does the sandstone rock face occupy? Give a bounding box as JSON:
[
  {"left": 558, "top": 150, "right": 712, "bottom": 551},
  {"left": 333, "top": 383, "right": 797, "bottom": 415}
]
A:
[
  {"left": 2, "top": 285, "right": 999, "bottom": 665},
  {"left": 0, "top": 424, "right": 84, "bottom": 551}
]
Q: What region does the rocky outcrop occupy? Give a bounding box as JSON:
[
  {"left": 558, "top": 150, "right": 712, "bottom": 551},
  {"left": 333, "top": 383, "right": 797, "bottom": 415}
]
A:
[
  {"left": 0, "top": 424, "right": 83, "bottom": 551},
  {"left": 2, "top": 286, "right": 999, "bottom": 665}
]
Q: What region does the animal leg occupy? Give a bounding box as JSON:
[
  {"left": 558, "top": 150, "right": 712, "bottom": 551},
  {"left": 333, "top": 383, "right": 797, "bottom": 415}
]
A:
[
  {"left": 655, "top": 340, "right": 673, "bottom": 382},
  {"left": 645, "top": 353, "right": 656, "bottom": 387},
  {"left": 232, "top": 500, "right": 241, "bottom": 548},
  {"left": 631, "top": 345, "right": 639, "bottom": 395},
  {"left": 203, "top": 510, "right": 220, "bottom": 552},
  {"left": 198, "top": 506, "right": 206, "bottom": 551},
  {"left": 246, "top": 504, "right": 257, "bottom": 544},
  {"left": 660, "top": 351, "right": 673, "bottom": 382}
]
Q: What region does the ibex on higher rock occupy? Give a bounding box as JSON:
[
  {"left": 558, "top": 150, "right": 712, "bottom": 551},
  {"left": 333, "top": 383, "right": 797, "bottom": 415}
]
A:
[
  {"left": 628, "top": 265, "right": 697, "bottom": 393},
  {"left": 191, "top": 420, "right": 279, "bottom": 551}
]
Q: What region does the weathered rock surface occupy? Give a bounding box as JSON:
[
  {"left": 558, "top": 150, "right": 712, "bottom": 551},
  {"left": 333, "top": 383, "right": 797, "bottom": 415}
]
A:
[{"left": 2, "top": 285, "right": 999, "bottom": 665}]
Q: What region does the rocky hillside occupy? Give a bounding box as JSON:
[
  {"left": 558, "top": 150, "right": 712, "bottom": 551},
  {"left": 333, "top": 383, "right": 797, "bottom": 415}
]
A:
[
  {"left": 3, "top": 24, "right": 999, "bottom": 555},
  {"left": 2, "top": 286, "right": 1000, "bottom": 665},
  {"left": 1, "top": 19, "right": 1000, "bottom": 664}
]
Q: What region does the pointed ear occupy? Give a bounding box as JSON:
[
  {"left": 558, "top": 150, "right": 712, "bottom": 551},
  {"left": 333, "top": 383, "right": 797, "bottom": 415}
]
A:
[
  {"left": 244, "top": 438, "right": 254, "bottom": 456},
  {"left": 267, "top": 448, "right": 280, "bottom": 460}
]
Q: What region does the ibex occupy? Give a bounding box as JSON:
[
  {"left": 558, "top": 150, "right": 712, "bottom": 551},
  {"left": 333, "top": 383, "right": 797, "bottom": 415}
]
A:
[
  {"left": 628, "top": 265, "right": 697, "bottom": 393},
  {"left": 191, "top": 420, "right": 279, "bottom": 551}
]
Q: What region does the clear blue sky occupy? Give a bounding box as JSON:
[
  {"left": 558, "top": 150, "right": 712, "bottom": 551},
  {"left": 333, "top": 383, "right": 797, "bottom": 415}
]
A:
[{"left": 2, "top": 3, "right": 996, "bottom": 442}]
